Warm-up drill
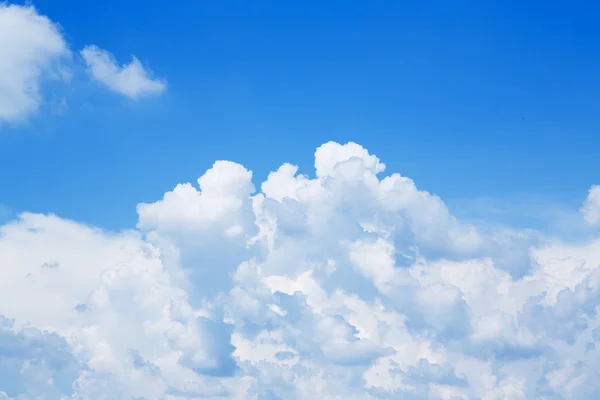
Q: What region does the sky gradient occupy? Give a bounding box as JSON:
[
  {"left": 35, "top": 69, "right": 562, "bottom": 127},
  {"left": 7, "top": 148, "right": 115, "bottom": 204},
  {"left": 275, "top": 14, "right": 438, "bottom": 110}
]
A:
[
  {"left": 1, "top": 1, "right": 600, "bottom": 399},
  {"left": 2, "top": 0, "right": 600, "bottom": 230}
]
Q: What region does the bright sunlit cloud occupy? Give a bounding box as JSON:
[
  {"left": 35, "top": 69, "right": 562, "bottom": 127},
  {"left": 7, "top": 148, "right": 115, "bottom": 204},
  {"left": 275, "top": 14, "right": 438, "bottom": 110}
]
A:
[{"left": 1, "top": 141, "right": 599, "bottom": 399}]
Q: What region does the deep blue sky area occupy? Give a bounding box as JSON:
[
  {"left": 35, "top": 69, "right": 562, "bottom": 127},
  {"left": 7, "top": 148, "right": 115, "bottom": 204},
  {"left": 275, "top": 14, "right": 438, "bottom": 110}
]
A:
[{"left": 2, "top": 0, "right": 599, "bottom": 230}]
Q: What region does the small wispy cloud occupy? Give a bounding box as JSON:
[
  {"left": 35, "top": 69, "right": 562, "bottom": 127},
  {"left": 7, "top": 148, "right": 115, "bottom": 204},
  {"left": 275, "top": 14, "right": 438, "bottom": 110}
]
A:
[
  {"left": 447, "top": 193, "right": 588, "bottom": 237},
  {"left": 80, "top": 45, "right": 166, "bottom": 100}
]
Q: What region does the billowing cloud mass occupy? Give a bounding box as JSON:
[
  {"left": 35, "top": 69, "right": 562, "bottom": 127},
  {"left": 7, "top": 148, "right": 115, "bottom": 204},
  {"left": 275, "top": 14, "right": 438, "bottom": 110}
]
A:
[
  {"left": 1, "top": 141, "right": 600, "bottom": 399},
  {"left": 0, "top": 4, "right": 70, "bottom": 123},
  {"left": 81, "top": 45, "right": 166, "bottom": 99},
  {"left": 0, "top": 4, "right": 165, "bottom": 124}
]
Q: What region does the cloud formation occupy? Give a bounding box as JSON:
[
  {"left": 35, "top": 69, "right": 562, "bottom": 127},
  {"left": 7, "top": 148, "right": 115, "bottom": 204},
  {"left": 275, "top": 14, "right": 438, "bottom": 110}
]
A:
[
  {"left": 81, "top": 45, "right": 166, "bottom": 100},
  {"left": 0, "top": 4, "right": 70, "bottom": 123},
  {"left": 0, "top": 4, "right": 165, "bottom": 124},
  {"left": 1, "top": 141, "right": 599, "bottom": 399},
  {"left": 581, "top": 185, "right": 600, "bottom": 228}
]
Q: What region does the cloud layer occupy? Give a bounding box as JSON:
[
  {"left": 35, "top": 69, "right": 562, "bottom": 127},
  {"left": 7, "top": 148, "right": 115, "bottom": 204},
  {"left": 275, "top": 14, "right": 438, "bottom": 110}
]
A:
[
  {"left": 1, "top": 141, "right": 599, "bottom": 399},
  {"left": 0, "top": 4, "right": 165, "bottom": 124}
]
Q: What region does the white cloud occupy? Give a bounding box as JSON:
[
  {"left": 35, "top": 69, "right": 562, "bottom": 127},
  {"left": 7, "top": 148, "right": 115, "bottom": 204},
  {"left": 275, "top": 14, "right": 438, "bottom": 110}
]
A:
[
  {"left": 0, "top": 4, "right": 165, "bottom": 125},
  {"left": 581, "top": 185, "right": 600, "bottom": 228},
  {"left": 81, "top": 45, "right": 166, "bottom": 99},
  {"left": 0, "top": 4, "right": 70, "bottom": 123},
  {"left": 1, "top": 141, "right": 600, "bottom": 399}
]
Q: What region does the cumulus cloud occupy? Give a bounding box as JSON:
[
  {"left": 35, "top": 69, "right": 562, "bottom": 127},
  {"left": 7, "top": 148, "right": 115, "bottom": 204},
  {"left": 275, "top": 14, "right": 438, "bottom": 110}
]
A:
[
  {"left": 1, "top": 141, "right": 600, "bottom": 399},
  {"left": 581, "top": 185, "right": 600, "bottom": 228},
  {"left": 81, "top": 45, "right": 166, "bottom": 99},
  {"left": 0, "top": 4, "right": 70, "bottom": 123}
]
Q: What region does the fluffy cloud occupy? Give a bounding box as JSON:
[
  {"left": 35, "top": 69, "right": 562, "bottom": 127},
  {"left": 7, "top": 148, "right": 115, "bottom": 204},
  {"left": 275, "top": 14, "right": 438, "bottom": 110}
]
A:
[
  {"left": 0, "top": 4, "right": 165, "bottom": 124},
  {"left": 581, "top": 185, "right": 600, "bottom": 228},
  {"left": 81, "top": 45, "right": 166, "bottom": 99},
  {"left": 1, "top": 141, "right": 600, "bottom": 399},
  {"left": 0, "top": 4, "right": 70, "bottom": 123}
]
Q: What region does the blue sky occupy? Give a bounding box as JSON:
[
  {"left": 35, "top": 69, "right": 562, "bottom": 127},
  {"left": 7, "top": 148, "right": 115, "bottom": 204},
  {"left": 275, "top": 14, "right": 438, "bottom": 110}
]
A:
[
  {"left": 2, "top": 0, "right": 600, "bottom": 230},
  {"left": 3, "top": 2, "right": 600, "bottom": 399}
]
